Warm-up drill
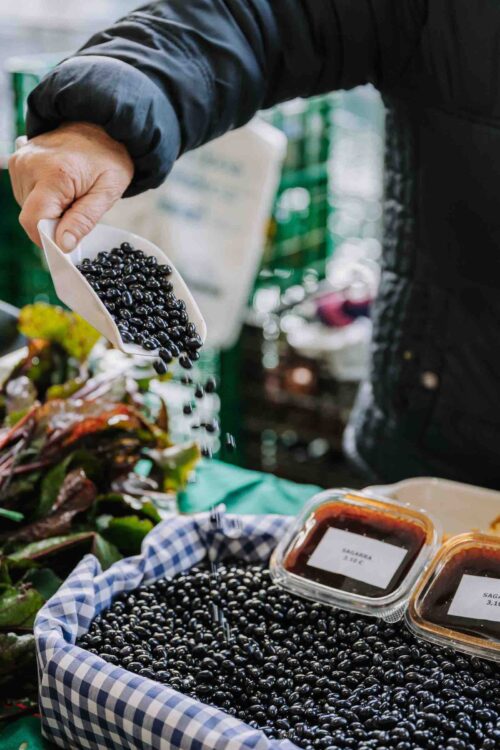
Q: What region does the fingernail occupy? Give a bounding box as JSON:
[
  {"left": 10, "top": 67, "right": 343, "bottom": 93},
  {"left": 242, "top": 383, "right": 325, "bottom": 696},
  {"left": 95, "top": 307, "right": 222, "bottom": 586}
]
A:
[{"left": 62, "top": 232, "right": 77, "bottom": 252}]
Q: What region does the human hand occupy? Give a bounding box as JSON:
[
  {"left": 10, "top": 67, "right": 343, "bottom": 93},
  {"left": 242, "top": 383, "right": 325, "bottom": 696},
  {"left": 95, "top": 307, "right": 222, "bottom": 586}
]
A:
[{"left": 8, "top": 122, "right": 134, "bottom": 250}]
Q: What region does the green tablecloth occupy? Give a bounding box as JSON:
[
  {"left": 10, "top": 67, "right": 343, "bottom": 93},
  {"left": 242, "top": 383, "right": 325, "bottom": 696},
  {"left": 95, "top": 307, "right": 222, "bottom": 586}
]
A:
[{"left": 0, "top": 461, "right": 319, "bottom": 750}]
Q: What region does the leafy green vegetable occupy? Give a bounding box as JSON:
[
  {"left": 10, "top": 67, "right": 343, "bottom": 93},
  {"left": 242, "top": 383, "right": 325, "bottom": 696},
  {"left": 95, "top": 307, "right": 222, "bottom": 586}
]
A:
[
  {"left": 102, "top": 516, "right": 154, "bottom": 556},
  {"left": 93, "top": 493, "right": 161, "bottom": 524},
  {"left": 8, "top": 532, "right": 120, "bottom": 576},
  {"left": 140, "top": 502, "right": 162, "bottom": 524},
  {"left": 18, "top": 303, "right": 99, "bottom": 362},
  {"left": 22, "top": 568, "right": 62, "bottom": 601},
  {"left": 46, "top": 377, "right": 85, "bottom": 401},
  {"left": 0, "top": 508, "right": 23, "bottom": 522},
  {"left": 0, "top": 586, "right": 45, "bottom": 629},
  {"left": 0, "top": 302, "right": 202, "bottom": 697},
  {"left": 7, "top": 534, "right": 90, "bottom": 561},
  {"left": 4, "top": 408, "right": 30, "bottom": 426},
  {"left": 0, "top": 632, "right": 36, "bottom": 689},
  {"left": 147, "top": 442, "right": 201, "bottom": 492},
  {"left": 37, "top": 454, "right": 74, "bottom": 519},
  {"left": 91, "top": 534, "right": 121, "bottom": 570},
  {"left": 7, "top": 470, "right": 97, "bottom": 545}
]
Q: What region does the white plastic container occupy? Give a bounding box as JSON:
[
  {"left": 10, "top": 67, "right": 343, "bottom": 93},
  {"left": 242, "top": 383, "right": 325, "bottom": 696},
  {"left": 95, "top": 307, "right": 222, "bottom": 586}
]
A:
[
  {"left": 407, "top": 532, "right": 500, "bottom": 662},
  {"left": 365, "top": 477, "right": 500, "bottom": 539},
  {"left": 270, "top": 488, "right": 440, "bottom": 621}
]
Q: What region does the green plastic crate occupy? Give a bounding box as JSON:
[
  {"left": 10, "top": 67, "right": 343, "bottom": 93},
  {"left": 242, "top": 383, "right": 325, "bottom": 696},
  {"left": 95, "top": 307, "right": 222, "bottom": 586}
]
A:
[
  {"left": 7, "top": 54, "right": 64, "bottom": 137},
  {"left": 257, "top": 95, "right": 335, "bottom": 290},
  {"left": 3, "top": 55, "right": 62, "bottom": 307}
]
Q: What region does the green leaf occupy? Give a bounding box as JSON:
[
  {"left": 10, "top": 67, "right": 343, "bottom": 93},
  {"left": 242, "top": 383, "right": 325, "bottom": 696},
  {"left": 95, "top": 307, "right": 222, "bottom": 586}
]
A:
[
  {"left": 147, "top": 441, "right": 201, "bottom": 492},
  {"left": 7, "top": 533, "right": 95, "bottom": 579},
  {"left": 0, "top": 558, "right": 12, "bottom": 587},
  {"left": 93, "top": 493, "right": 161, "bottom": 524},
  {"left": 0, "top": 586, "right": 45, "bottom": 629},
  {"left": 140, "top": 501, "right": 162, "bottom": 524},
  {"left": 0, "top": 508, "right": 24, "bottom": 522},
  {"left": 46, "top": 377, "right": 84, "bottom": 401},
  {"left": 18, "top": 303, "right": 99, "bottom": 362},
  {"left": 8, "top": 531, "right": 122, "bottom": 580},
  {"left": 37, "top": 454, "right": 73, "bottom": 518},
  {"left": 95, "top": 514, "right": 112, "bottom": 534},
  {"left": 0, "top": 472, "right": 41, "bottom": 502},
  {"left": 4, "top": 407, "right": 30, "bottom": 426},
  {"left": 102, "top": 516, "right": 154, "bottom": 556},
  {"left": 22, "top": 568, "right": 62, "bottom": 600},
  {"left": 0, "top": 632, "right": 36, "bottom": 689},
  {"left": 91, "top": 534, "right": 121, "bottom": 570},
  {"left": 7, "top": 533, "right": 89, "bottom": 561}
]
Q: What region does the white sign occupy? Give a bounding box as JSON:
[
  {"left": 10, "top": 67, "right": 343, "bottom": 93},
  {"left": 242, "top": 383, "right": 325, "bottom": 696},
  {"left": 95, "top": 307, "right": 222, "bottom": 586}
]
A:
[
  {"left": 105, "top": 120, "right": 286, "bottom": 349},
  {"left": 307, "top": 527, "right": 408, "bottom": 589},
  {"left": 448, "top": 574, "right": 500, "bottom": 622}
]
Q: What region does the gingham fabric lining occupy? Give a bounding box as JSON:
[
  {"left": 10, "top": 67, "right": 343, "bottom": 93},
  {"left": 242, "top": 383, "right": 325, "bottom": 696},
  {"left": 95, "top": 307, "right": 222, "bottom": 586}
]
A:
[{"left": 35, "top": 512, "right": 301, "bottom": 750}]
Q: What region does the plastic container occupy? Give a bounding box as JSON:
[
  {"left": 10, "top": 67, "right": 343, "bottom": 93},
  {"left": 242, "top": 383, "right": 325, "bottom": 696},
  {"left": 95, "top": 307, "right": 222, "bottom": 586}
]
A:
[
  {"left": 365, "top": 477, "right": 500, "bottom": 540},
  {"left": 270, "top": 489, "right": 439, "bottom": 621},
  {"left": 37, "top": 218, "right": 207, "bottom": 357},
  {"left": 407, "top": 532, "right": 500, "bottom": 661}
]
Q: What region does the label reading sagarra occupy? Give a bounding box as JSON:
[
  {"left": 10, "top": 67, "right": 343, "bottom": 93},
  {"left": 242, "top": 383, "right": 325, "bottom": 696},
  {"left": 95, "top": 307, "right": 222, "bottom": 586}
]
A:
[
  {"left": 307, "top": 527, "right": 408, "bottom": 589},
  {"left": 447, "top": 574, "right": 500, "bottom": 622}
]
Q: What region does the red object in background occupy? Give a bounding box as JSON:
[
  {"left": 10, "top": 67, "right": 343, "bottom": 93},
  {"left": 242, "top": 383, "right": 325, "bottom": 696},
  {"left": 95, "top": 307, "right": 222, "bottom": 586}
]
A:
[{"left": 316, "top": 291, "right": 372, "bottom": 328}]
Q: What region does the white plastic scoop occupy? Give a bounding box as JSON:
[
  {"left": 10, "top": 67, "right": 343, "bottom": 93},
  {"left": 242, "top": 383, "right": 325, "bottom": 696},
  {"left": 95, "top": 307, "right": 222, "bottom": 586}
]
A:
[{"left": 38, "top": 218, "right": 207, "bottom": 357}]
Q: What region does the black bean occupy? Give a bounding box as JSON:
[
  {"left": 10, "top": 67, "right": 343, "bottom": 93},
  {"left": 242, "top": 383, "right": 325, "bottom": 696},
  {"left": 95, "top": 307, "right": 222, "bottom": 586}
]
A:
[
  {"left": 158, "top": 348, "right": 173, "bottom": 364},
  {"left": 225, "top": 433, "right": 236, "bottom": 451},
  {"left": 156, "top": 332, "right": 171, "bottom": 347},
  {"left": 179, "top": 355, "right": 193, "bottom": 370},
  {"left": 205, "top": 377, "right": 216, "bottom": 393},
  {"left": 186, "top": 335, "right": 202, "bottom": 350},
  {"left": 80, "top": 244, "right": 201, "bottom": 361}
]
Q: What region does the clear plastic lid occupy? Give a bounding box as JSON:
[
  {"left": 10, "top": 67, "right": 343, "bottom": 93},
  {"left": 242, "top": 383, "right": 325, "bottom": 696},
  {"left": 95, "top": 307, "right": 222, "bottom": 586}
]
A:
[
  {"left": 270, "top": 489, "right": 440, "bottom": 621},
  {"left": 407, "top": 532, "right": 500, "bottom": 661}
]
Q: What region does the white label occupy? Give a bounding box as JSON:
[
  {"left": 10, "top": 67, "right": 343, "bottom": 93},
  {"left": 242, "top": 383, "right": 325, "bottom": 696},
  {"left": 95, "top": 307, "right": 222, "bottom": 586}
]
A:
[
  {"left": 447, "top": 574, "right": 500, "bottom": 622},
  {"left": 307, "top": 527, "right": 408, "bottom": 589}
]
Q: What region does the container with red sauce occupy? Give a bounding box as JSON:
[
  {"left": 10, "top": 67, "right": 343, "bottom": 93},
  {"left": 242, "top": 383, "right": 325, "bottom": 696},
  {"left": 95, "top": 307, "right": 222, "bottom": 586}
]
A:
[
  {"left": 270, "top": 489, "right": 439, "bottom": 621},
  {"left": 407, "top": 533, "right": 500, "bottom": 661}
]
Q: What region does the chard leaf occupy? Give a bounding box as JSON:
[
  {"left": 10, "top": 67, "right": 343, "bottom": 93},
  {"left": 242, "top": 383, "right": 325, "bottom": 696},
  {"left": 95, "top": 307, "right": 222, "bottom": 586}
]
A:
[
  {"left": 0, "top": 632, "right": 36, "bottom": 689},
  {"left": 91, "top": 534, "right": 121, "bottom": 570},
  {"left": 0, "top": 508, "right": 23, "bottom": 522},
  {"left": 37, "top": 454, "right": 74, "bottom": 518},
  {"left": 18, "top": 303, "right": 99, "bottom": 362},
  {"left": 102, "top": 516, "right": 154, "bottom": 556},
  {"left": 0, "top": 586, "right": 45, "bottom": 629},
  {"left": 22, "top": 568, "right": 62, "bottom": 601},
  {"left": 147, "top": 441, "right": 200, "bottom": 492}
]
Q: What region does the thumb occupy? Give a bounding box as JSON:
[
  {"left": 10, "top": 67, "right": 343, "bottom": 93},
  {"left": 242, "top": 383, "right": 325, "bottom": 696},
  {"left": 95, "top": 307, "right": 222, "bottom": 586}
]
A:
[{"left": 55, "top": 175, "right": 123, "bottom": 252}]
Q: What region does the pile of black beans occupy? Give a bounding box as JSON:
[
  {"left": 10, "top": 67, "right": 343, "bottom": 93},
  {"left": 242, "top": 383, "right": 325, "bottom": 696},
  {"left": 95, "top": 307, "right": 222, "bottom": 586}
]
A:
[
  {"left": 79, "top": 562, "right": 500, "bottom": 750},
  {"left": 77, "top": 242, "right": 202, "bottom": 374}
]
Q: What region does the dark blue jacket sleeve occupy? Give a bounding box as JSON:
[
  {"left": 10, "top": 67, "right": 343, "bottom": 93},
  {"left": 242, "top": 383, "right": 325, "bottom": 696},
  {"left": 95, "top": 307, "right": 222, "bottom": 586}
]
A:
[{"left": 26, "top": 0, "right": 426, "bottom": 196}]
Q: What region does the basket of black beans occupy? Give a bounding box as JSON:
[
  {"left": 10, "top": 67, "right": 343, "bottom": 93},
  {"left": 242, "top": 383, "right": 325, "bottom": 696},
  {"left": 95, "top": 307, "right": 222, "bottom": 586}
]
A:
[{"left": 35, "top": 512, "right": 500, "bottom": 750}]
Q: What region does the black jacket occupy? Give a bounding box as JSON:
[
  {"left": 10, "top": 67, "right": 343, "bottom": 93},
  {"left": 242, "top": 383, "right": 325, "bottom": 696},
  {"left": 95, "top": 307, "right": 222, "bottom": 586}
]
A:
[{"left": 27, "top": 1, "right": 500, "bottom": 487}]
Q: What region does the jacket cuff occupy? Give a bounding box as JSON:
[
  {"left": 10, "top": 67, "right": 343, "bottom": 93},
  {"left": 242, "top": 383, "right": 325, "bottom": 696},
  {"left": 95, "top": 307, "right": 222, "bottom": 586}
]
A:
[{"left": 26, "top": 55, "right": 181, "bottom": 197}]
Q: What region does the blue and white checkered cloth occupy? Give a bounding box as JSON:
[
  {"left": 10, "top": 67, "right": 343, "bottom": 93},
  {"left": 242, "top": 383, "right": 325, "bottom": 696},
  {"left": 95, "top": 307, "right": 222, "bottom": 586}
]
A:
[{"left": 35, "top": 512, "right": 299, "bottom": 750}]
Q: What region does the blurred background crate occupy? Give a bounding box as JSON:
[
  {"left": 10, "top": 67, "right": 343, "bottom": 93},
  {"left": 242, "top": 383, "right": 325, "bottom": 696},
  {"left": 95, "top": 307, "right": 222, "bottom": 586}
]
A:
[{"left": 0, "top": 2, "right": 385, "bottom": 486}]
